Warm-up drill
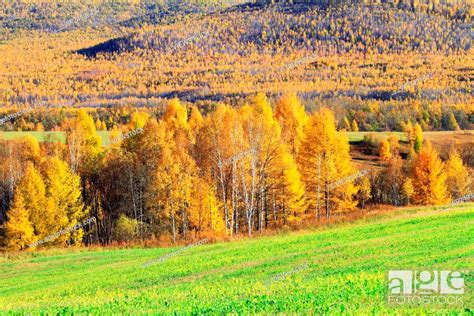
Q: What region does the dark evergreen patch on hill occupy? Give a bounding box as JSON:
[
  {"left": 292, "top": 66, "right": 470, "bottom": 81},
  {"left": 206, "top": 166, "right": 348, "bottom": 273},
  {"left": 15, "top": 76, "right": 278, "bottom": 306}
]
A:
[{"left": 75, "top": 2, "right": 472, "bottom": 58}]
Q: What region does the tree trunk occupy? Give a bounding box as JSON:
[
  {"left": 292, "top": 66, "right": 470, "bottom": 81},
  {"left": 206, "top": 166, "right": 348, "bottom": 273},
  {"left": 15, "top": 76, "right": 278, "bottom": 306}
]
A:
[
  {"left": 248, "top": 216, "right": 252, "bottom": 236},
  {"left": 171, "top": 211, "right": 176, "bottom": 244},
  {"left": 230, "top": 162, "right": 236, "bottom": 237},
  {"left": 317, "top": 155, "right": 321, "bottom": 221},
  {"left": 325, "top": 184, "right": 330, "bottom": 220},
  {"left": 217, "top": 159, "right": 229, "bottom": 235},
  {"left": 272, "top": 192, "right": 277, "bottom": 224},
  {"left": 181, "top": 206, "right": 187, "bottom": 241}
]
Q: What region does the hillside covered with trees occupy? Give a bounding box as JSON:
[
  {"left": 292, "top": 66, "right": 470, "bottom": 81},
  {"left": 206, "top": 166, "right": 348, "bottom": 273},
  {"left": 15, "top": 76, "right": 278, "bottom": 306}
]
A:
[
  {"left": 1, "top": 1, "right": 472, "bottom": 131},
  {"left": 0, "top": 0, "right": 472, "bottom": 249}
]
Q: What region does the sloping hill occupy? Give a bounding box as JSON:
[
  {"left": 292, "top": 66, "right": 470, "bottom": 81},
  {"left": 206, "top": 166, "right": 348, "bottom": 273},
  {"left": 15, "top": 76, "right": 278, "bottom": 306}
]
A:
[
  {"left": 0, "top": 204, "right": 472, "bottom": 314},
  {"left": 68, "top": 2, "right": 473, "bottom": 105},
  {"left": 1, "top": 1, "right": 471, "bottom": 110},
  {"left": 77, "top": 3, "right": 472, "bottom": 58},
  {"left": 0, "top": 1, "right": 248, "bottom": 34}
]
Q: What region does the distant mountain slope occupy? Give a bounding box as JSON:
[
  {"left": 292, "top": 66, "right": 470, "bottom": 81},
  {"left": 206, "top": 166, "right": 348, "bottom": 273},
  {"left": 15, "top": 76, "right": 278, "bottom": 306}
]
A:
[
  {"left": 0, "top": 0, "right": 250, "bottom": 40},
  {"left": 0, "top": 1, "right": 471, "bottom": 111},
  {"left": 76, "top": 3, "right": 472, "bottom": 58}
]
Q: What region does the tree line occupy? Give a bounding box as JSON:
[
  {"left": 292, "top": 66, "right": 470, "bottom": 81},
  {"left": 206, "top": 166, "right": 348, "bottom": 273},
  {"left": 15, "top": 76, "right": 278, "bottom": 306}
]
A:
[
  {"left": 0, "top": 93, "right": 471, "bottom": 250},
  {"left": 1, "top": 97, "right": 470, "bottom": 133}
]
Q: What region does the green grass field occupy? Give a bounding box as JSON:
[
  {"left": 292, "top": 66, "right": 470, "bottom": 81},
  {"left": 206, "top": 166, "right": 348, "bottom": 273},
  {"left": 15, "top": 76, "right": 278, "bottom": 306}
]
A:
[
  {"left": 0, "top": 131, "right": 112, "bottom": 146},
  {"left": 348, "top": 130, "right": 474, "bottom": 144},
  {"left": 347, "top": 131, "right": 407, "bottom": 143},
  {"left": 0, "top": 204, "right": 472, "bottom": 314}
]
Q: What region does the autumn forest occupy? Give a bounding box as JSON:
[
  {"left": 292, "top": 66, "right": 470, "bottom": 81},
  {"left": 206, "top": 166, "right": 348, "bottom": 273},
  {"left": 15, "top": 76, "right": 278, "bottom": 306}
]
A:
[
  {"left": 0, "top": 0, "right": 473, "bottom": 314},
  {"left": 0, "top": 0, "right": 472, "bottom": 249},
  {"left": 0, "top": 92, "right": 472, "bottom": 250}
]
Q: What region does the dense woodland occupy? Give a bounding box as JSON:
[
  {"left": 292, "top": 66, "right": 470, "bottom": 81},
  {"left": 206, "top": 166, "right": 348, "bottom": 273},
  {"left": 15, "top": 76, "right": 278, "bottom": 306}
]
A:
[
  {"left": 0, "top": 1, "right": 472, "bottom": 250},
  {"left": 1, "top": 1, "right": 472, "bottom": 121},
  {"left": 0, "top": 97, "right": 472, "bottom": 132},
  {"left": 0, "top": 94, "right": 472, "bottom": 250}
]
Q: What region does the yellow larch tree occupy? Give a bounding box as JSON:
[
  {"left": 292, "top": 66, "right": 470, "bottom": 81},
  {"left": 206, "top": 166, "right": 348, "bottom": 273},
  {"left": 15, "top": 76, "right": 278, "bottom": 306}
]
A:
[
  {"left": 43, "top": 156, "right": 87, "bottom": 245},
  {"left": 274, "top": 93, "right": 308, "bottom": 155},
  {"left": 19, "top": 135, "right": 42, "bottom": 164},
  {"left": 411, "top": 141, "right": 448, "bottom": 205},
  {"left": 129, "top": 111, "right": 150, "bottom": 129},
  {"left": 15, "top": 163, "right": 57, "bottom": 244},
  {"left": 188, "top": 177, "right": 225, "bottom": 236},
  {"left": 379, "top": 139, "right": 392, "bottom": 162},
  {"left": 5, "top": 193, "right": 35, "bottom": 250},
  {"left": 65, "top": 109, "right": 102, "bottom": 173},
  {"left": 444, "top": 149, "right": 471, "bottom": 200},
  {"left": 351, "top": 119, "right": 359, "bottom": 132},
  {"left": 447, "top": 113, "right": 460, "bottom": 131},
  {"left": 149, "top": 121, "right": 196, "bottom": 243},
  {"left": 267, "top": 143, "right": 306, "bottom": 226},
  {"left": 343, "top": 116, "right": 351, "bottom": 131},
  {"left": 403, "top": 178, "right": 415, "bottom": 205},
  {"left": 387, "top": 134, "right": 400, "bottom": 157},
  {"left": 163, "top": 98, "right": 192, "bottom": 153},
  {"left": 357, "top": 176, "right": 371, "bottom": 209},
  {"left": 402, "top": 120, "right": 414, "bottom": 145},
  {"left": 95, "top": 118, "right": 103, "bottom": 131},
  {"left": 413, "top": 123, "right": 423, "bottom": 153},
  {"left": 163, "top": 98, "right": 190, "bottom": 132},
  {"left": 188, "top": 105, "right": 204, "bottom": 144},
  {"left": 298, "top": 108, "right": 357, "bottom": 220},
  {"left": 188, "top": 105, "right": 204, "bottom": 131}
]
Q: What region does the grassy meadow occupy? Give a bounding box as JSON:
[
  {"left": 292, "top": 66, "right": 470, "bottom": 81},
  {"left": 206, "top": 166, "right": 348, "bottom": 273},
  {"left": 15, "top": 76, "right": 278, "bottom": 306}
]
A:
[
  {"left": 0, "top": 131, "right": 112, "bottom": 146},
  {"left": 0, "top": 204, "right": 472, "bottom": 314},
  {"left": 347, "top": 130, "right": 474, "bottom": 144}
]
